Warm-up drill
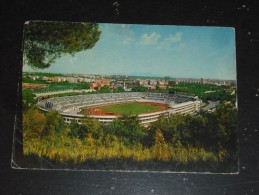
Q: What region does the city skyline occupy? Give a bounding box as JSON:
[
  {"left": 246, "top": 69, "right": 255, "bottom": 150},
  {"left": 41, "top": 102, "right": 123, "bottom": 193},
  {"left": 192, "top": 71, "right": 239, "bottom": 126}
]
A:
[{"left": 23, "top": 23, "right": 236, "bottom": 80}]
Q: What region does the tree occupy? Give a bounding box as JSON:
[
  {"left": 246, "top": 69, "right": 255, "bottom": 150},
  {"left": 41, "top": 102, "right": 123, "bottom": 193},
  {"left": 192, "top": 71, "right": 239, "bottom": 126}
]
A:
[
  {"left": 22, "top": 90, "right": 36, "bottom": 111},
  {"left": 114, "top": 115, "right": 146, "bottom": 145},
  {"left": 78, "top": 117, "right": 103, "bottom": 139},
  {"left": 213, "top": 102, "right": 238, "bottom": 151},
  {"left": 131, "top": 86, "right": 148, "bottom": 92},
  {"left": 99, "top": 86, "right": 111, "bottom": 93},
  {"left": 23, "top": 21, "right": 101, "bottom": 69},
  {"left": 152, "top": 129, "right": 169, "bottom": 161},
  {"left": 68, "top": 119, "right": 80, "bottom": 138},
  {"left": 122, "top": 115, "right": 147, "bottom": 144},
  {"left": 23, "top": 108, "right": 46, "bottom": 140},
  {"left": 44, "top": 111, "right": 66, "bottom": 136},
  {"left": 154, "top": 129, "right": 165, "bottom": 144}
]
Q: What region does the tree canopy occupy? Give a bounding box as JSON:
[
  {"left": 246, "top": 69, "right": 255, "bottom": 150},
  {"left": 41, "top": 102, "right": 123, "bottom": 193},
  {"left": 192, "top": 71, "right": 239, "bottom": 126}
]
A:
[{"left": 23, "top": 21, "right": 101, "bottom": 69}]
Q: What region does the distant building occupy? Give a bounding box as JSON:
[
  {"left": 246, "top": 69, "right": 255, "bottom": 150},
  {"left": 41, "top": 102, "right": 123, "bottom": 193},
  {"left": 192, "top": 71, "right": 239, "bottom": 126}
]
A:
[
  {"left": 149, "top": 80, "right": 157, "bottom": 86},
  {"left": 168, "top": 80, "right": 178, "bottom": 85},
  {"left": 109, "top": 85, "right": 116, "bottom": 90},
  {"left": 68, "top": 77, "right": 77, "bottom": 83},
  {"left": 94, "top": 79, "right": 110, "bottom": 85},
  {"left": 90, "top": 83, "right": 101, "bottom": 90},
  {"left": 90, "top": 79, "right": 110, "bottom": 90},
  {"left": 55, "top": 77, "right": 61, "bottom": 82},
  {"left": 158, "top": 85, "right": 167, "bottom": 90},
  {"left": 83, "top": 78, "right": 94, "bottom": 83},
  {"left": 139, "top": 80, "right": 148, "bottom": 86},
  {"left": 144, "top": 85, "right": 156, "bottom": 90},
  {"left": 157, "top": 81, "right": 166, "bottom": 86},
  {"left": 30, "top": 76, "right": 36, "bottom": 80},
  {"left": 123, "top": 81, "right": 132, "bottom": 91},
  {"left": 78, "top": 78, "right": 84, "bottom": 83}
]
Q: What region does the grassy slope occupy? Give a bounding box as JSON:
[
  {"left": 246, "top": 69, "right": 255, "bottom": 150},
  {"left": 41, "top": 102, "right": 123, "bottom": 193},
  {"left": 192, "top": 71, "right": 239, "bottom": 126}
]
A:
[{"left": 98, "top": 102, "right": 163, "bottom": 115}]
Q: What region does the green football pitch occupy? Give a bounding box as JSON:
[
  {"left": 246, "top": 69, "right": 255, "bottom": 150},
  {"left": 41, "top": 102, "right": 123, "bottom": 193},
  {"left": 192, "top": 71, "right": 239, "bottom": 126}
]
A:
[{"left": 98, "top": 102, "right": 164, "bottom": 115}]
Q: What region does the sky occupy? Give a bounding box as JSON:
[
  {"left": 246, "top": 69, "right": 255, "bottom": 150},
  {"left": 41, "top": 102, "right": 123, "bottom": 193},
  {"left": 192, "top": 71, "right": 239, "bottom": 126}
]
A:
[{"left": 23, "top": 23, "right": 236, "bottom": 80}]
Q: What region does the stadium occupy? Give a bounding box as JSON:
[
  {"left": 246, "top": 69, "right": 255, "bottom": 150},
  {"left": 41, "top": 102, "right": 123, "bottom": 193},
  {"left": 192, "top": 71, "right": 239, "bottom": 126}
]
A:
[{"left": 37, "top": 92, "right": 202, "bottom": 125}]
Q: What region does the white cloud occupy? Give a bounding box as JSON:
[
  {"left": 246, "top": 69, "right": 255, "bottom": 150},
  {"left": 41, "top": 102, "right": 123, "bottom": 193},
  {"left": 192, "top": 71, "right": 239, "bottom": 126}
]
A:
[
  {"left": 156, "top": 32, "right": 185, "bottom": 51},
  {"left": 165, "top": 32, "right": 183, "bottom": 42},
  {"left": 122, "top": 37, "right": 134, "bottom": 45},
  {"left": 140, "top": 32, "right": 161, "bottom": 45}
]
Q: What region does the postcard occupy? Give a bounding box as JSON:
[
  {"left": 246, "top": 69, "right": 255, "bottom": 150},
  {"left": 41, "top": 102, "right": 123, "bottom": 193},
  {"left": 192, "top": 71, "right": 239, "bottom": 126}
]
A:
[{"left": 12, "top": 21, "right": 238, "bottom": 173}]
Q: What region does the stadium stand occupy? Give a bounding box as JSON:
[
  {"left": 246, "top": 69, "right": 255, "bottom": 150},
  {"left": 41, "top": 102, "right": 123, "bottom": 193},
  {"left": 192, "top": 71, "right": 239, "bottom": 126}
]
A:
[{"left": 37, "top": 92, "right": 201, "bottom": 125}]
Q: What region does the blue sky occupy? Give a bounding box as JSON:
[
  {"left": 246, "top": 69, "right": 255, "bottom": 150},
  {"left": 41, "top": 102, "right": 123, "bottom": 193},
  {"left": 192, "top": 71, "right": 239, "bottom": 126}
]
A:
[{"left": 23, "top": 23, "right": 236, "bottom": 80}]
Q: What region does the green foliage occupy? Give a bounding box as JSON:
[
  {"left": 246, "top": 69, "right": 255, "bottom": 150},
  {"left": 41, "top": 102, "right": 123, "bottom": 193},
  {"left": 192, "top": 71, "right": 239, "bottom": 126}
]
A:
[
  {"left": 46, "top": 92, "right": 87, "bottom": 98},
  {"left": 201, "top": 90, "right": 236, "bottom": 102},
  {"left": 23, "top": 72, "right": 64, "bottom": 77},
  {"left": 23, "top": 78, "right": 90, "bottom": 93},
  {"left": 44, "top": 111, "right": 67, "bottom": 137},
  {"left": 22, "top": 90, "right": 36, "bottom": 111},
  {"left": 22, "top": 77, "right": 49, "bottom": 84},
  {"left": 113, "top": 88, "right": 125, "bottom": 93},
  {"left": 22, "top": 102, "right": 237, "bottom": 171},
  {"left": 211, "top": 101, "right": 238, "bottom": 150},
  {"left": 131, "top": 86, "right": 148, "bottom": 92},
  {"left": 98, "top": 86, "right": 111, "bottom": 93},
  {"left": 23, "top": 108, "right": 46, "bottom": 140},
  {"left": 120, "top": 115, "right": 147, "bottom": 144},
  {"left": 23, "top": 21, "right": 101, "bottom": 69},
  {"left": 148, "top": 102, "right": 237, "bottom": 152},
  {"left": 40, "top": 81, "right": 90, "bottom": 92},
  {"left": 45, "top": 81, "right": 90, "bottom": 91},
  {"left": 78, "top": 117, "right": 103, "bottom": 139},
  {"left": 169, "top": 82, "right": 235, "bottom": 102},
  {"left": 153, "top": 88, "right": 168, "bottom": 93},
  {"left": 68, "top": 119, "right": 80, "bottom": 138},
  {"left": 151, "top": 129, "right": 170, "bottom": 161},
  {"left": 105, "top": 115, "right": 147, "bottom": 145}
]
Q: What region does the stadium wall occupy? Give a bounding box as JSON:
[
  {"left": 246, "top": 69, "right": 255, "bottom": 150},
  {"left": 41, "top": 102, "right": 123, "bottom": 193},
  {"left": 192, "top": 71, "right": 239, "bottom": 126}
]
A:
[{"left": 36, "top": 92, "right": 201, "bottom": 125}]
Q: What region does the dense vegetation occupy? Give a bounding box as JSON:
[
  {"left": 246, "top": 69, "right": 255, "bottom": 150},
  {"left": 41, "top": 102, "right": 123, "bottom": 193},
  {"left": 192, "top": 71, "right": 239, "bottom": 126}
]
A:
[
  {"left": 22, "top": 90, "right": 36, "bottom": 111},
  {"left": 23, "top": 72, "right": 65, "bottom": 77},
  {"left": 23, "top": 78, "right": 90, "bottom": 92},
  {"left": 131, "top": 86, "right": 168, "bottom": 93},
  {"left": 131, "top": 86, "right": 149, "bottom": 92},
  {"left": 169, "top": 82, "right": 236, "bottom": 102},
  {"left": 97, "top": 86, "right": 124, "bottom": 93},
  {"left": 23, "top": 101, "right": 238, "bottom": 172}
]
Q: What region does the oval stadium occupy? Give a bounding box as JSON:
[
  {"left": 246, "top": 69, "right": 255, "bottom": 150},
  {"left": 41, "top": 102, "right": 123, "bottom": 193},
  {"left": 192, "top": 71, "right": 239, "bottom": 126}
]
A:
[{"left": 37, "top": 92, "right": 202, "bottom": 125}]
